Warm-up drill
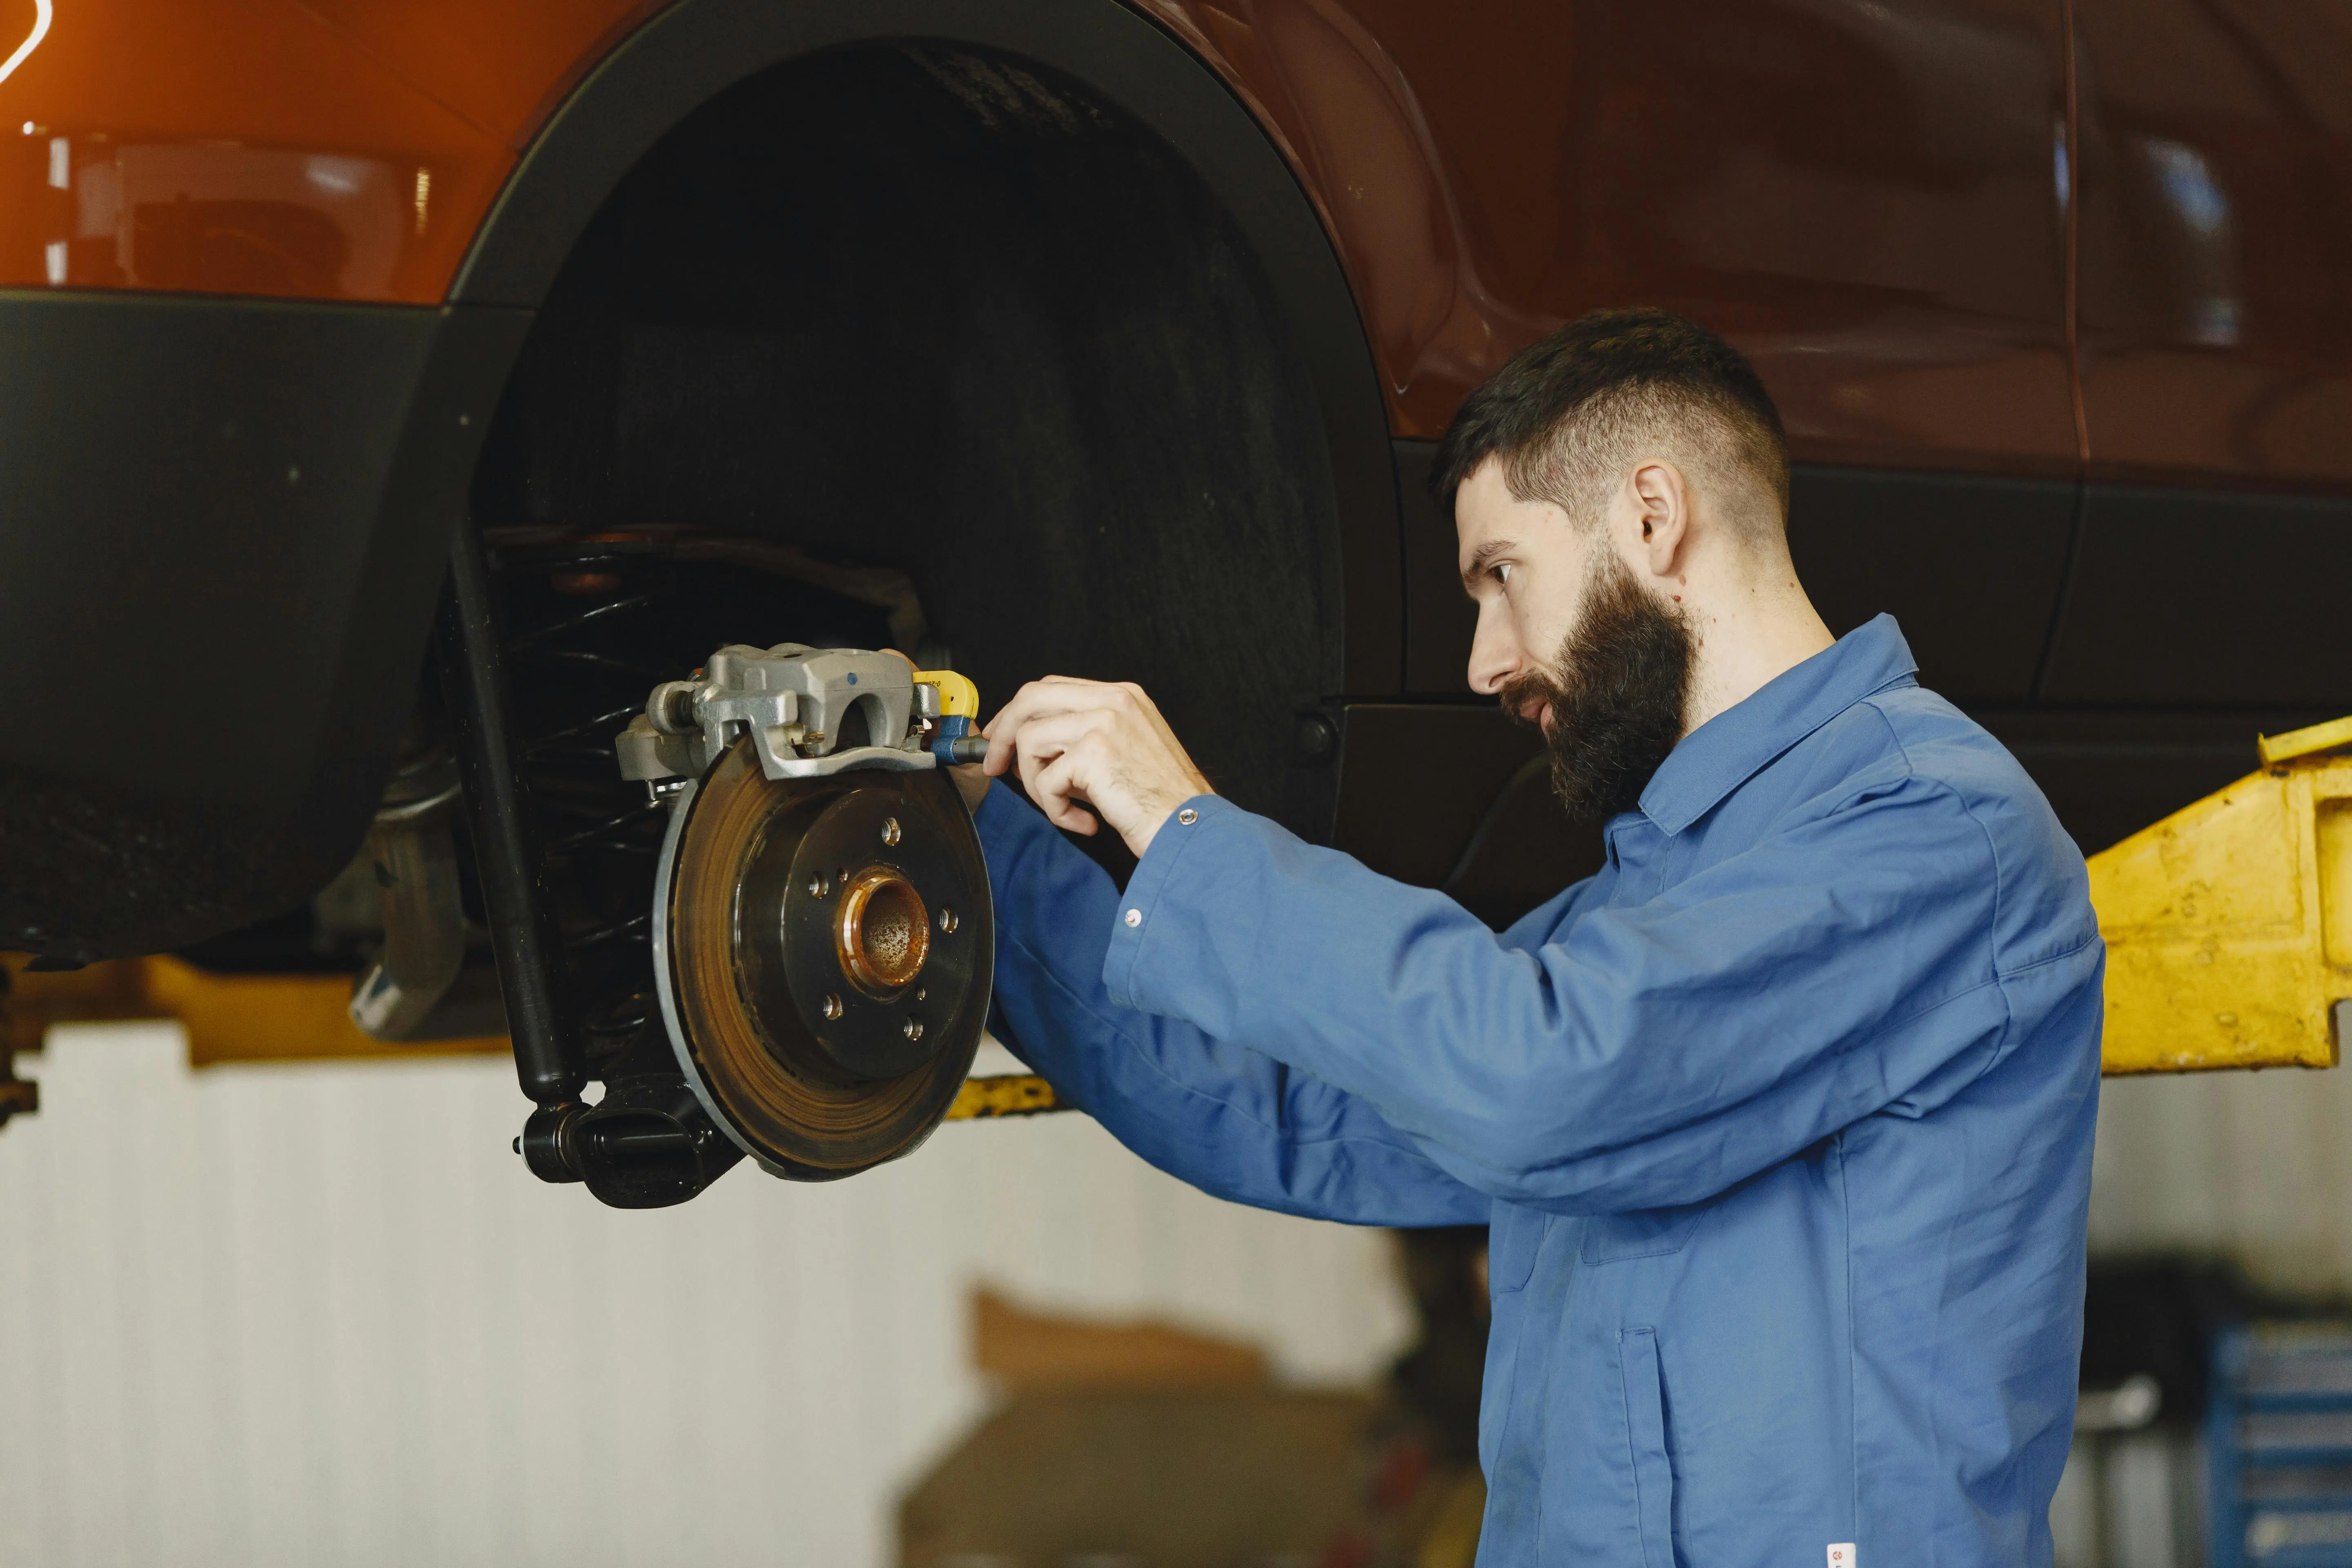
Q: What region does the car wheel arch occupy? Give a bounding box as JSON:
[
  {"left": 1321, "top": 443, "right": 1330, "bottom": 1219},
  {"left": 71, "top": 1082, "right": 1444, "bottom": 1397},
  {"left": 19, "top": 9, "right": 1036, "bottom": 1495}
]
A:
[{"left": 441, "top": 0, "right": 1403, "bottom": 835}]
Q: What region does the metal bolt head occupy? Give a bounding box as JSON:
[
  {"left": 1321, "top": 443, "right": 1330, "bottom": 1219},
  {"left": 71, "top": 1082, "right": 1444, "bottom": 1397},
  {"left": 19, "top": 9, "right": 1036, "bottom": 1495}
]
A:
[
  {"left": 939, "top": 906, "right": 958, "bottom": 934},
  {"left": 902, "top": 1016, "right": 924, "bottom": 1042},
  {"left": 881, "top": 817, "right": 902, "bottom": 847},
  {"left": 916, "top": 987, "right": 928, "bottom": 1002},
  {"left": 823, "top": 993, "right": 843, "bottom": 1020},
  {"left": 808, "top": 873, "right": 830, "bottom": 899}
]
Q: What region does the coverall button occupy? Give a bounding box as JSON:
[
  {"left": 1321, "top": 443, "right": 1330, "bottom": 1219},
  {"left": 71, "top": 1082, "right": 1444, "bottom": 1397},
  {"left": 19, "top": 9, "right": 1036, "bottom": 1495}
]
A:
[
  {"left": 1177, "top": 808, "right": 1198, "bottom": 825},
  {"left": 1124, "top": 908, "right": 1142, "bottom": 928}
]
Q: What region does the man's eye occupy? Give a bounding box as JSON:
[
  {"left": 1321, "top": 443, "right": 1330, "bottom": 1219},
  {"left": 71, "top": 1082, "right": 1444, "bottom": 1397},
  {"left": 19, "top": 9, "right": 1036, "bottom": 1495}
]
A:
[{"left": 1492, "top": 562, "right": 1513, "bottom": 586}]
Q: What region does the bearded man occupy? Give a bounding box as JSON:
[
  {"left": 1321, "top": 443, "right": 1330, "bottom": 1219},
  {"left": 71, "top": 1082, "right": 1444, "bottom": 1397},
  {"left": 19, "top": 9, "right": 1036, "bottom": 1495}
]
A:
[{"left": 956, "top": 308, "right": 2103, "bottom": 1567}]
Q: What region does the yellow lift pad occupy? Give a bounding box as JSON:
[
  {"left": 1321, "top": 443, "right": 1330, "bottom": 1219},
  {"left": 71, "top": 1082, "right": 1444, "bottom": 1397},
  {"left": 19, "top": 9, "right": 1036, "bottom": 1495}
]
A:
[
  {"left": 2091, "top": 716, "right": 2352, "bottom": 1074},
  {"left": 945, "top": 1071, "right": 1061, "bottom": 1120}
]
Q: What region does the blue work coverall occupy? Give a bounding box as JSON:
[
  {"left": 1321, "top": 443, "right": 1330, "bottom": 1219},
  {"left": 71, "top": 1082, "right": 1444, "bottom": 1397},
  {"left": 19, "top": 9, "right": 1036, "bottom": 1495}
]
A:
[{"left": 972, "top": 615, "right": 2103, "bottom": 1566}]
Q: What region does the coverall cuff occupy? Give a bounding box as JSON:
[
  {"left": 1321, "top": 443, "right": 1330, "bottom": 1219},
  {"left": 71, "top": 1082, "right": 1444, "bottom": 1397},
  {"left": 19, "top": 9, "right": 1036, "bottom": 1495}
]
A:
[
  {"left": 1101, "top": 791, "right": 1236, "bottom": 1008},
  {"left": 968, "top": 773, "right": 1025, "bottom": 841}
]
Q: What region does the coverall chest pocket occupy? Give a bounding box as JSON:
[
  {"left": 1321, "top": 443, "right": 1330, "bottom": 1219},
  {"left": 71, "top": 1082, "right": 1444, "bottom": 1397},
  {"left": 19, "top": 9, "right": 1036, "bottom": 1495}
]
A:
[{"left": 1581, "top": 1200, "right": 1709, "bottom": 1264}]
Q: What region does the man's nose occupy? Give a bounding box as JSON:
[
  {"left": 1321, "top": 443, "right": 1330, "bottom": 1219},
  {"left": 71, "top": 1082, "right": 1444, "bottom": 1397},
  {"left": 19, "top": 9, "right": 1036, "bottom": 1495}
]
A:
[{"left": 1466, "top": 603, "right": 1521, "bottom": 696}]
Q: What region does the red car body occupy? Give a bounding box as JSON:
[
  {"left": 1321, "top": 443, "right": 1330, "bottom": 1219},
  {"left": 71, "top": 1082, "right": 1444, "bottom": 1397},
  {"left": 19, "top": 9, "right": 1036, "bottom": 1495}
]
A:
[{"left": 1, "top": 0, "right": 2345, "bottom": 964}]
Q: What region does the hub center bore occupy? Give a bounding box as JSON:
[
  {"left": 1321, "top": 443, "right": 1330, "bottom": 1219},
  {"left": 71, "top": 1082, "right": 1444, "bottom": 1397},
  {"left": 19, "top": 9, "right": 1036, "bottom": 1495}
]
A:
[{"left": 835, "top": 867, "right": 929, "bottom": 995}]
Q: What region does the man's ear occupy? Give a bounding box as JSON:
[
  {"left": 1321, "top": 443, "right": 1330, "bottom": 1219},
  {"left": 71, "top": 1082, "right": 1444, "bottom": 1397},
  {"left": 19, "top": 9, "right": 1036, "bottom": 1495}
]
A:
[{"left": 1629, "top": 460, "right": 1689, "bottom": 579}]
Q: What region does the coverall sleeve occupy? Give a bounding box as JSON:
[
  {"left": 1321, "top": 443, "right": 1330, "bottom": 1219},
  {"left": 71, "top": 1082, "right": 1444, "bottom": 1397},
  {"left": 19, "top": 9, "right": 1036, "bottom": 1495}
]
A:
[
  {"left": 973, "top": 784, "right": 1491, "bottom": 1228},
  {"left": 1103, "top": 780, "right": 2020, "bottom": 1215}
]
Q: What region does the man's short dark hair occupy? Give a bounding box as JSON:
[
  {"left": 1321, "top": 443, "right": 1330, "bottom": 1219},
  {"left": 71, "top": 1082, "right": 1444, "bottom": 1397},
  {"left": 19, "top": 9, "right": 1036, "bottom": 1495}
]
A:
[{"left": 1430, "top": 307, "right": 1791, "bottom": 537}]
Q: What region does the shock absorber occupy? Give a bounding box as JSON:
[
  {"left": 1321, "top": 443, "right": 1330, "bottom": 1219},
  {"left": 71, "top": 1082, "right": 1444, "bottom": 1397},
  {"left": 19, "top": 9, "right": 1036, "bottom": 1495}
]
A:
[{"left": 436, "top": 520, "right": 742, "bottom": 1207}]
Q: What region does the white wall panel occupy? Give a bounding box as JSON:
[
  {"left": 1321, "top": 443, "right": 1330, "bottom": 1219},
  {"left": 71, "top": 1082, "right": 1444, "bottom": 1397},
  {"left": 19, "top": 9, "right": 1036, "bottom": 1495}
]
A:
[
  {"left": 2091, "top": 1062, "right": 2352, "bottom": 1293},
  {"left": 0, "top": 1025, "right": 1414, "bottom": 1568}
]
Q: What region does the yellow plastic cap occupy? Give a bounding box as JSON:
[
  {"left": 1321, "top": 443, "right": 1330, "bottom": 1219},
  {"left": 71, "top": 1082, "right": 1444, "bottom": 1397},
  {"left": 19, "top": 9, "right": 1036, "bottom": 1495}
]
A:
[{"left": 912, "top": 669, "right": 980, "bottom": 719}]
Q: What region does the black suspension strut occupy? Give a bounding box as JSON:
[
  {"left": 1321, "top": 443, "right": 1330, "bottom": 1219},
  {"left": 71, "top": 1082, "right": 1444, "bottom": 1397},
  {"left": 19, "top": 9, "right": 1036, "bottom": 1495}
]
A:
[
  {"left": 435, "top": 518, "right": 744, "bottom": 1207},
  {"left": 437, "top": 521, "right": 585, "bottom": 1120}
]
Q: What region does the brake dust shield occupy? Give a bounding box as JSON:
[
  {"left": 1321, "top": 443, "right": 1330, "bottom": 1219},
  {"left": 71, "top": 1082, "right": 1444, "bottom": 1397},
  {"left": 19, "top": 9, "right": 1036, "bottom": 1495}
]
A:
[{"left": 655, "top": 738, "right": 993, "bottom": 1178}]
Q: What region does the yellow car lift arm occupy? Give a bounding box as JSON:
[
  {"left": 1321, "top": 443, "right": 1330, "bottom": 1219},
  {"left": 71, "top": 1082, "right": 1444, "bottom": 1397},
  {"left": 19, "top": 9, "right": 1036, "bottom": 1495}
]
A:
[{"left": 2091, "top": 715, "right": 2352, "bottom": 1074}]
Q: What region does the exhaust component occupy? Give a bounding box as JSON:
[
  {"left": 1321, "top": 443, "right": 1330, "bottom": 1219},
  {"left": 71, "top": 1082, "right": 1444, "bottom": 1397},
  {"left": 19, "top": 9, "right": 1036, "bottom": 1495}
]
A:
[{"left": 347, "top": 754, "right": 470, "bottom": 1042}]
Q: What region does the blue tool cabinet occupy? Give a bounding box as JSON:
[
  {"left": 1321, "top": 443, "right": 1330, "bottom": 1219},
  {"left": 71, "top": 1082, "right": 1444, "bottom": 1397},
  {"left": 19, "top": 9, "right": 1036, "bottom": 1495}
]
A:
[{"left": 2208, "top": 1324, "right": 2352, "bottom": 1567}]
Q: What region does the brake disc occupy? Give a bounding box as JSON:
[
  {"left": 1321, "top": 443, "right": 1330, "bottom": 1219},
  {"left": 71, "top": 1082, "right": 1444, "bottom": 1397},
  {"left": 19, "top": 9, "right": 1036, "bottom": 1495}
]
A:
[{"left": 634, "top": 647, "right": 994, "bottom": 1179}]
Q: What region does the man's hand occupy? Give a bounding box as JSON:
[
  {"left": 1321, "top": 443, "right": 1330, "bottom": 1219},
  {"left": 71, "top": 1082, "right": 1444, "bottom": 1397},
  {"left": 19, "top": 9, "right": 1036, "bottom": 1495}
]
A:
[{"left": 981, "top": 677, "right": 1214, "bottom": 857}]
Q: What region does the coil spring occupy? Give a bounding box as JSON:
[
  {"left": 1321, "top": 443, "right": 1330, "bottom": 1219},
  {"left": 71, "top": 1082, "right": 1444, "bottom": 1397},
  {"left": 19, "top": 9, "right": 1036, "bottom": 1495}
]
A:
[
  {"left": 492, "top": 542, "right": 675, "bottom": 1077},
  {"left": 477, "top": 526, "right": 909, "bottom": 1085}
]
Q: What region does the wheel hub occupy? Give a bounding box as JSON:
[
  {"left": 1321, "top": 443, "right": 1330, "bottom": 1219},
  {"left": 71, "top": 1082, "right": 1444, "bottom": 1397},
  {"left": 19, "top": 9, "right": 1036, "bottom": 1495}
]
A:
[{"left": 835, "top": 866, "right": 928, "bottom": 995}]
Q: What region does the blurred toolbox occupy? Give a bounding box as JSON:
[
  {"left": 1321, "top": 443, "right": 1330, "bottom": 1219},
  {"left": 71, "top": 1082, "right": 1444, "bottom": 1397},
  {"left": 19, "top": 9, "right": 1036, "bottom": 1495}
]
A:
[{"left": 2209, "top": 1323, "right": 2352, "bottom": 1566}]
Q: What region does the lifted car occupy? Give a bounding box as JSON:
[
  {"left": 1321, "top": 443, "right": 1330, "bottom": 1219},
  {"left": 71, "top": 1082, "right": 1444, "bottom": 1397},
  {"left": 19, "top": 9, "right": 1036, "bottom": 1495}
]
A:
[{"left": 2, "top": 0, "right": 2346, "bottom": 1202}]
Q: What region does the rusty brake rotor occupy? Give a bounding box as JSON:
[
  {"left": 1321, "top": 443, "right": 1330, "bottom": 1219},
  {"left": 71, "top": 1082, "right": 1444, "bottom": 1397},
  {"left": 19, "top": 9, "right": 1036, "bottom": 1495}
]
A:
[{"left": 653, "top": 737, "right": 992, "bottom": 1178}]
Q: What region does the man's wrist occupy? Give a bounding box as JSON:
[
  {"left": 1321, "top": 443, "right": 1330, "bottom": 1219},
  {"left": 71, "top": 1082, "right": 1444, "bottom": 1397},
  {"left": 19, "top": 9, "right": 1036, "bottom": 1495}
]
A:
[
  {"left": 1122, "top": 788, "right": 1215, "bottom": 859},
  {"left": 949, "top": 763, "right": 991, "bottom": 814},
  {"left": 1124, "top": 805, "right": 1176, "bottom": 859}
]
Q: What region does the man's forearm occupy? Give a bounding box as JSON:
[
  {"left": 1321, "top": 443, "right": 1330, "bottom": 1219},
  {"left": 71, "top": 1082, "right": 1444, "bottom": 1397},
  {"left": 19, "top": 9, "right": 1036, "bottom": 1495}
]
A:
[{"left": 973, "top": 785, "right": 1487, "bottom": 1228}]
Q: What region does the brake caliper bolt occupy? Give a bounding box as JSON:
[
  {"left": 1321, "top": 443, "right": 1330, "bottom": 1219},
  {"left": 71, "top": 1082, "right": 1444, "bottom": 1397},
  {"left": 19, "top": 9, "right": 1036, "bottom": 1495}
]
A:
[
  {"left": 881, "top": 817, "right": 902, "bottom": 847},
  {"left": 823, "top": 993, "right": 843, "bottom": 1020},
  {"left": 902, "top": 1016, "right": 924, "bottom": 1042},
  {"left": 939, "top": 907, "right": 958, "bottom": 934}
]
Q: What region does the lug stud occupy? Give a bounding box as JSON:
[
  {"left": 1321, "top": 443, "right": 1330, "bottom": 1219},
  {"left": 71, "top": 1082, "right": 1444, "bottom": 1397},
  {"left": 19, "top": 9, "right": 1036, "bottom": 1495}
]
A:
[
  {"left": 808, "top": 873, "right": 830, "bottom": 898},
  {"left": 916, "top": 987, "right": 927, "bottom": 1002},
  {"left": 881, "top": 817, "right": 902, "bottom": 847},
  {"left": 939, "top": 907, "right": 958, "bottom": 934},
  {"left": 823, "top": 993, "right": 843, "bottom": 1020},
  {"left": 902, "top": 1016, "right": 924, "bottom": 1042}
]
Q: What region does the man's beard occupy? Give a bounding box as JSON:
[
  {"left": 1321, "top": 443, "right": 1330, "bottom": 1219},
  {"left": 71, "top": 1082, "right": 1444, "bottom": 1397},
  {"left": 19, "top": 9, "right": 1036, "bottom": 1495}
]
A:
[{"left": 1499, "top": 557, "right": 1695, "bottom": 823}]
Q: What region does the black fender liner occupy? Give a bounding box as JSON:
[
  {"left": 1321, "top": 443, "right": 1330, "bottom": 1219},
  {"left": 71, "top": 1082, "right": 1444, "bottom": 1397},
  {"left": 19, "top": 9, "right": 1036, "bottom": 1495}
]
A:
[
  {"left": 453, "top": 0, "right": 1397, "bottom": 697},
  {"left": 0, "top": 294, "right": 526, "bottom": 964}
]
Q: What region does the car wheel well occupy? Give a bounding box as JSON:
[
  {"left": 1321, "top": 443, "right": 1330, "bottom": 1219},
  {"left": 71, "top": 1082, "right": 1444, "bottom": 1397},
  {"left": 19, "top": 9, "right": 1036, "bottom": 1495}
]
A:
[{"left": 470, "top": 26, "right": 1385, "bottom": 839}]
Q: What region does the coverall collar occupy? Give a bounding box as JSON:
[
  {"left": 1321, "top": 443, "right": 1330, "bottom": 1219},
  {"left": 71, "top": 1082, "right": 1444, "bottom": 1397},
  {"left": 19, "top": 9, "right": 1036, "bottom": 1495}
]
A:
[{"left": 1636, "top": 612, "right": 1920, "bottom": 836}]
